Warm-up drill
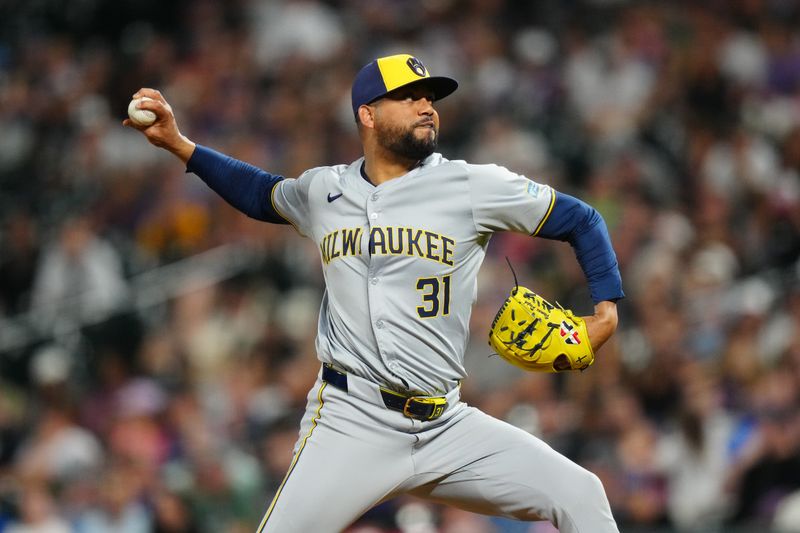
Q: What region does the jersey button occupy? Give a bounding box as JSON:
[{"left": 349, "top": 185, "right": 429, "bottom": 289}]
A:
[
  {"left": 371, "top": 193, "right": 379, "bottom": 201},
  {"left": 371, "top": 277, "right": 379, "bottom": 285},
  {"left": 370, "top": 212, "right": 378, "bottom": 220},
  {"left": 376, "top": 320, "right": 384, "bottom": 329}
]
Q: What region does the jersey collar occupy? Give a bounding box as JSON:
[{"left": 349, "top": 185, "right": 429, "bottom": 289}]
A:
[{"left": 354, "top": 153, "right": 442, "bottom": 190}]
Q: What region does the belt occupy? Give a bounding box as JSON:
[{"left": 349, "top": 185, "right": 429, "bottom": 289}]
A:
[{"left": 322, "top": 365, "right": 448, "bottom": 421}]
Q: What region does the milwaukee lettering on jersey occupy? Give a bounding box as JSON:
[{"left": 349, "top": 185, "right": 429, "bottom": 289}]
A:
[
  {"left": 319, "top": 227, "right": 363, "bottom": 264},
  {"left": 319, "top": 226, "right": 455, "bottom": 266}
]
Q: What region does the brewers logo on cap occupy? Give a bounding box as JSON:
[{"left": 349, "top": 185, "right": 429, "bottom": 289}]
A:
[
  {"left": 351, "top": 53, "right": 459, "bottom": 116},
  {"left": 406, "top": 57, "right": 427, "bottom": 77}
]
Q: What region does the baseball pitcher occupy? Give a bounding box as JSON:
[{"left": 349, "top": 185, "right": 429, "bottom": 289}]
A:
[{"left": 125, "top": 54, "right": 624, "bottom": 532}]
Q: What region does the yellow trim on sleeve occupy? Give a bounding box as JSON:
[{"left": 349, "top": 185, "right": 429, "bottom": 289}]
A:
[
  {"left": 270, "top": 179, "right": 301, "bottom": 233},
  {"left": 256, "top": 382, "right": 327, "bottom": 532},
  {"left": 531, "top": 188, "right": 556, "bottom": 236}
]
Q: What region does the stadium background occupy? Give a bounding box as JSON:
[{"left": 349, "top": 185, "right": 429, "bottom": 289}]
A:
[{"left": 1, "top": 0, "right": 799, "bottom": 531}]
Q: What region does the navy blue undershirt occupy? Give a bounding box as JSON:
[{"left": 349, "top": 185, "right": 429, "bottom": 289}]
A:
[
  {"left": 537, "top": 192, "right": 624, "bottom": 304},
  {"left": 187, "top": 144, "right": 288, "bottom": 224},
  {"left": 186, "top": 145, "right": 623, "bottom": 303}
]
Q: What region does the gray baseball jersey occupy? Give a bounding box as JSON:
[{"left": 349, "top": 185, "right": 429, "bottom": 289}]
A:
[
  {"left": 271, "top": 152, "right": 554, "bottom": 396},
  {"left": 254, "top": 152, "right": 618, "bottom": 532}
]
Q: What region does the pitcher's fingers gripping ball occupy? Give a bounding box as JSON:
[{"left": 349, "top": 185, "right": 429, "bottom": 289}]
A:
[
  {"left": 489, "top": 286, "right": 594, "bottom": 372},
  {"left": 127, "top": 96, "right": 157, "bottom": 126}
]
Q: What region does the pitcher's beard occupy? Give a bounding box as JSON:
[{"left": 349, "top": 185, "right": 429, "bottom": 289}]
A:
[{"left": 377, "top": 123, "right": 438, "bottom": 162}]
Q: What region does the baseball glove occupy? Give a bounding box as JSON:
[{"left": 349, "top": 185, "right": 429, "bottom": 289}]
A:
[{"left": 488, "top": 286, "right": 594, "bottom": 372}]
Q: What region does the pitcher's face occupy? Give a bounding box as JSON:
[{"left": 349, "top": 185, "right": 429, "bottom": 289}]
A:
[{"left": 372, "top": 85, "right": 439, "bottom": 161}]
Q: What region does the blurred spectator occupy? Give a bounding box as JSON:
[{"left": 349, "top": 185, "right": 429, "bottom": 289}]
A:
[
  {"left": 3, "top": 481, "right": 70, "bottom": 533},
  {"left": 700, "top": 127, "right": 781, "bottom": 203},
  {"left": 563, "top": 17, "right": 658, "bottom": 146},
  {"left": 0, "top": 382, "right": 25, "bottom": 470},
  {"left": 597, "top": 386, "right": 668, "bottom": 529},
  {"left": 249, "top": 0, "right": 346, "bottom": 68},
  {"left": 1, "top": 1, "right": 800, "bottom": 531},
  {"left": 30, "top": 214, "right": 128, "bottom": 326},
  {"left": 0, "top": 210, "right": 39, "bottom": 316},
  {"left": 773, "top": 489, "right": 800, "bottom": 533},
  {"left": 762, "top": 20, "right": 800, "bottom": 96},
  {"left": 728, "top": 369, "right": 800, "bottom": 527},
  {"left": 655, "top": 363, "right": 734, "bottom": 529},
  {"left": 135, "top": 171, "right": 214, "bottom": 262},
  {"left": 468, "top": 117, "right": 552, "bottom": 179},
  {"left": 74, "top": 460, "right": 152, "bottom": 533},
  {"left": 13, "top": 402, "right": 103, "bottom": 486},
  {"left": 107, "top": 378, "right": 170, "bottom": 473},
  {"left": 151, "top": 488, "right": 200, "bottom": 533},
  {"left": 160, "top": 389, "right": 264, "bottom": 532}
]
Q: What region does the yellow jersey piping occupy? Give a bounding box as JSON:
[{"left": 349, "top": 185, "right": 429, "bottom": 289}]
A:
[
  {"left": 256, "top": 382, "right": 327, "bottom": 532},
  {"left": 531, "top": 188, "right": 557, "bottom": 237}
]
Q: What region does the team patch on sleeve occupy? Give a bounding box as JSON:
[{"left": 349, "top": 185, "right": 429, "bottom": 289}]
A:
[{"left": 527, "top": 181, "right": 542, "bottom": 198}]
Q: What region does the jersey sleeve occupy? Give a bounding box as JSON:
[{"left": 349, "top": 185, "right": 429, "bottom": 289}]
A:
[
  {"left": 270, "top": 168, "right": 319, "bottom": 237},
  {"left": 467, "top": 163, "right": 555, "bottom": 234}
]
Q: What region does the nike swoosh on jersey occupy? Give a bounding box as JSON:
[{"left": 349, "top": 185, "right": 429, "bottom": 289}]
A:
[{"left": 327, "top": 192, "right": 344, "bottom": 203}]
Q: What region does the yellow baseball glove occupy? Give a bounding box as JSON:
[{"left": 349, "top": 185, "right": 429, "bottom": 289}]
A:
[{"left": 488, "top": 286, "right": 594, "bottom": 372}]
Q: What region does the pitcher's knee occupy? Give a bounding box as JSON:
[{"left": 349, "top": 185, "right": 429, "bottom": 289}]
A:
[
  {"left": 544, "top": 469, "right": 615, "bottom": 532},
  {"left": 555, "top": 467, "right": 609, "bottom": 515},
  {"left": 570, "top": 468, "right": 606, "bottom": 502},
  {"left": 576, "top": 469, "right": 606, "bottom": 499}
]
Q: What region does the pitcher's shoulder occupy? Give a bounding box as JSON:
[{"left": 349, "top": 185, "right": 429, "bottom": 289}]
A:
[
  {"left": 431, "top": 158, "right": 517, "bottom": 181},
  {"left": 427, "top": 155, "right": 503, "bottom": 174},
  {"left": 288, "top": 162, "right": 354, "bottom": 189}
]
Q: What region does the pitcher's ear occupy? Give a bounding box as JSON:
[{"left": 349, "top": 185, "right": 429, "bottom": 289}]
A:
[{"left": 357, "top": 105, "right": 376, "bottom": 128}]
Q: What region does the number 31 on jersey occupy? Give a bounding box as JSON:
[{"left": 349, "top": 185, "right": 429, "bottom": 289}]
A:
[{"left": 416, "top": 275, "right": 451, "bottom": 318}]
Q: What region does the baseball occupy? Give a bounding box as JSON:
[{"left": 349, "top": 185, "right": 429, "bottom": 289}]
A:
[{"left": 127, "top": 96, "right": 157, "bottom": 126}]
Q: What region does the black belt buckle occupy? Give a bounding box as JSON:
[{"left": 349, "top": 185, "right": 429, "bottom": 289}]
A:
[
  {"left": 322, "top": 364, "right": 348, "bottom": 392},
  {"left": 325, "top": 365, "right": 448, "bottom": 421},
  {"left": 402, "top": 396, "right": 448, "bottom": 421}
]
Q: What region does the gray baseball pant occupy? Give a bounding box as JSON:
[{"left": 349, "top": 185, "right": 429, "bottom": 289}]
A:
[{"left": 256, "top": 369, "right": 618, "bottom": 532}]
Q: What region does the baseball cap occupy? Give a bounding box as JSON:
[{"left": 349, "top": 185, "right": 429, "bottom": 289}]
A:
[{"left": 351, "top": 54, "right": 458, "bottom": 117}]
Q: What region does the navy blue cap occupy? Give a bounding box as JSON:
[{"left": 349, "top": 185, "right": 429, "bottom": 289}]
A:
[{"left": 351, "top": 54, "right": 458, "bottom": 116}]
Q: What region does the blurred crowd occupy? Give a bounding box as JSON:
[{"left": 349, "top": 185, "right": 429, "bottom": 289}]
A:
[{"left": 1, "top": 0, "right": 800, "bottom": 531}]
